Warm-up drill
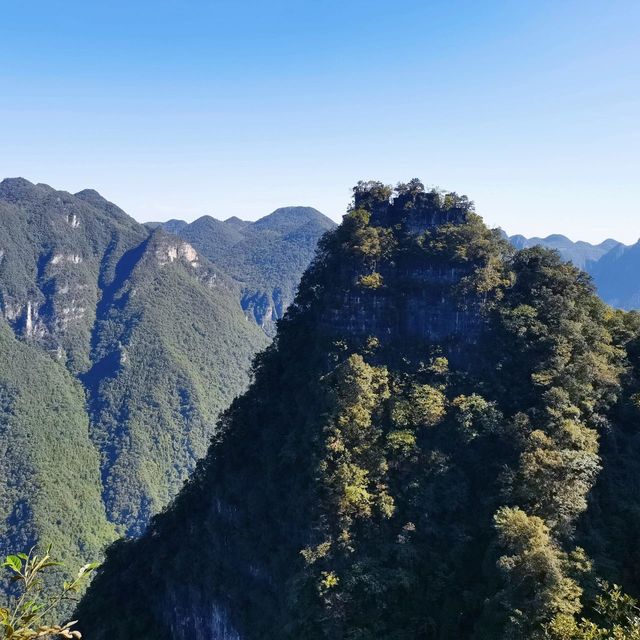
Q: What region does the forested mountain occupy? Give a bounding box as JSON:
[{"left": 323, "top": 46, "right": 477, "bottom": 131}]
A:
[
  {"left": 78, "top": 180, "right": 640, "bottom": 639},
  {"left": 588, "top": 241, "right": 640, "bottom": 310},
  {"left": 158, "top": 206, "right": 336, "bottom": 334},
  {"left": 0, "top": 320, "right": 114, "bottom": 588},
  {"left": 507, "top": 232, "right": 640, "bottom": 311},
  {"left": 0, "top": 178, "right": 147, "bottom": 373},
  {"left": 81, "top": 229, "right": 268, "bottom": 535},
  {"left": 0, "top": 178, "right": 268, "bottom": 552}
]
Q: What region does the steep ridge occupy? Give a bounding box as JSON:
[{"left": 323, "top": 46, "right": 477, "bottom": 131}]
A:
[
  {"left": 0, "top": 178, "right": 146, "bottom": 372},
  {"left": 83, "top": 229, "right": 267, "bottom": 535},
  {"left": 166, "top": 206, "right": 336, "bottom": 335},
  {"left": 78, "top": 180, "right": 635, "bottom": 639}
]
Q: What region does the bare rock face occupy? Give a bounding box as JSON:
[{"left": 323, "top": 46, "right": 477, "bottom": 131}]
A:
[
  {"left": 321, "top": 261, "right": 481, "bottom": 353},
  {"left": 154, "top": 238, "right": 199, "bottom": 267},
  {"left": 51, "top": 253, "right": 83, "bottom": 265},
  {"left": 240, "top": 287, "right": 284, "bottom": 333},
  {"left": 161, "top": 589, "right": 242, "bottom": 640},
  {"left": 0, "top": 177, "right": 147, "bottom": 370},
  {"left": 368, "top": 186, "right": 468, "bottom": 232}
]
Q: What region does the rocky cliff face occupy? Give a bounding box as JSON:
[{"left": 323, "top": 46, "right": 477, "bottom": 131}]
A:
[
  {"left": 159, "top": 588, "right": 242, "bottom": 640},
  {"left": 318, "top": 186, "right": 485, "bottom": 363},
  {"left": 0, "top": 178, "right": 147, "bottom": 371}
]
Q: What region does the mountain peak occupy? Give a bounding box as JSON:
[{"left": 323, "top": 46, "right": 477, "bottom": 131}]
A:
[
  {"left": 0, "top": 176, "right": 35, "bottom": 190},
  {"left": 356, "top": 180, "right": 472, "bottom": 234},
  {"left": 224, "top": 215, "right": 249, "bottom": 229},
  {"left": 74, "top": 188, "right": 108, "bottom": 204},
  {"left": 0, "top": 177, "right": 42, "bottom": 202},
  {"left": 156, "top": 218, "right": 188, "bottom": 234},
  {"left": 252, "top": 206, "right": 335, "bottom": 232},
  {"left": 80, "top": 179, "right": 627, "bottom": 640},
  {"left": 544, "top": 233, "right": 570, "bottom": 241}
]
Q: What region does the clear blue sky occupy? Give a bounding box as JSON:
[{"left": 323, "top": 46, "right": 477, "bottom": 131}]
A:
[{"left": 1, "top": 1, "right": 638, "bottom": 243}]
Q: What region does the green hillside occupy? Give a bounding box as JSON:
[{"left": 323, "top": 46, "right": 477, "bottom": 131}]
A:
[
  {"left": 0, "top": 178, "right": 147, "bottom": 372},
  {"left": 0, "top": 178, "right": 268, "bottom": 545},
  {"left": 84, "top": 229, "right": 267, "bottom": 535},
  {"left": 0, "top": 320, "right": 115, "bottom": 577}
]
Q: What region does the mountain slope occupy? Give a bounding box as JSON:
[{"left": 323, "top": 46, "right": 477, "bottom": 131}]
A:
[
  {"left": 166, "top": 206, "right": 336, "bottom": 334},
  {"left": 78, "top": 180, "right": 633, "bottom": 640},
  {"left": 506, "top": 232, "right": 640, "bottom": 310},
  {"left": 0, "top": 178, "right": 268, "bottom": 542},
  {"left": 0, "top": 320, "right": 115, "bottom": 576},
  {"left": 588, "top": 240, "right": 640, "bottom": 309},
  {"left": 0, "top": 178, "right": 147, "bottom": 372},
  {"left": 84, "top": 229, "right": 267, "bottom": 535}
]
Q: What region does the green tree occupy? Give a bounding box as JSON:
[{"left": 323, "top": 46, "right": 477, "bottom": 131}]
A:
[{"left": 545, "top": 583, "right": 640, "bottom": 640}]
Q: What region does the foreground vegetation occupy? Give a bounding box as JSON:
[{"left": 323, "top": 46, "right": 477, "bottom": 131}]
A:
[{"left": 1, "top": 548, "right": 97, "bottom": 639}]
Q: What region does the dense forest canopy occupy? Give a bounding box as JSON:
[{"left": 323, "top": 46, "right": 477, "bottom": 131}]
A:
[{"left": 76, "top": 180, "right": 640, "bottom": 639}]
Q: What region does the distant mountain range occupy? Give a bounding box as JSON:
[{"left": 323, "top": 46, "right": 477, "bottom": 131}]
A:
[
  {"left": 150, "top": 222, "right": 640, "bottom": 313},
  {"left": 505, "top": 232, "right": 640, "bottom": 310},
  {"left": 149, "top": 206, "right": 335, "bottom": 334}
]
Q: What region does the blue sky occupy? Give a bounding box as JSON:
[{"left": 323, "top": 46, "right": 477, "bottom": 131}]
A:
[{"left": 1, "top": 1, "right": 638, "bottom": 242}]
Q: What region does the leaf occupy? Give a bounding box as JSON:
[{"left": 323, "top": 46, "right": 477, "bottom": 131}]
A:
[
  {"left": 76, "top": 562, "right": 100, "bottom": 579},
  {"left": 16, "top": 553, "right": 28, "bottom": 561},
  {"left": 21, "top": 599, "right": 36, "bottom": 614},
  {"left": 3, "top": 555, "right": 22, "bottom": 572}
]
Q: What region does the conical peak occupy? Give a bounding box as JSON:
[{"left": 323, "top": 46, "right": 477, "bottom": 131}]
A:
[{"left": 352, "top": 179, "right": 472, "bottom": 234}]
